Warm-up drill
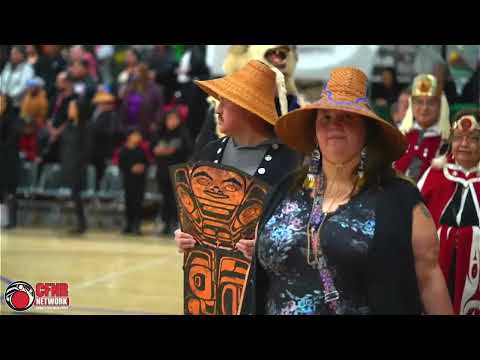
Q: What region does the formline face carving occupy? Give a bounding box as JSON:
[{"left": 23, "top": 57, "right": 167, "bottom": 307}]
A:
[{"left": 170, "top": 162, "right": 271, "bottom": 315}]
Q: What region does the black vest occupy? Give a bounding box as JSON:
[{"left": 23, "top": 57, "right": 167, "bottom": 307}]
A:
[{"left": 242, "top": 173, "right": 424, "bottom": 315}]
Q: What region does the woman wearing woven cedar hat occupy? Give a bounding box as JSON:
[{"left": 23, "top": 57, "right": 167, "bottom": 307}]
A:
[
  {"left": 240, "top": 67, "right": 453, "bottom": 315},
  {"left": 174, "top": 60, "right": 302, "bottom": 259},
  {"left": 418, "top": 110, "right": 480, "bottom": 315}
]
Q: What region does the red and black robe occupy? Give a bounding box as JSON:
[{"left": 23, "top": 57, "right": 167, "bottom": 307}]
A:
[
  {"left": 418, "top": 156, "right": 480, "bottom": 315},
  {"left": 394, "top": 128, "right": 445, "bottom": 182}
]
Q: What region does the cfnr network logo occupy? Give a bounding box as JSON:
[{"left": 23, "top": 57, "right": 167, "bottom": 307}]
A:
[{"left": 4, "top": 281, "right": 70, "bottom": 311}]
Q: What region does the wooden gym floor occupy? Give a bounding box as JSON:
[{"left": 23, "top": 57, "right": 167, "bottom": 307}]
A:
[{"left": 1, "top": 226, "right": 183, "bottom": 315}]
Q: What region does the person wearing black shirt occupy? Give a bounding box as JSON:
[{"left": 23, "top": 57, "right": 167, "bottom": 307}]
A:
[
  {"left": 41, "top": 72, "right": 77, "bottom": 164},
  {"left": 34, "top": 45, "right": 67, "bottom": 101},
  {"left": 60, "top": 98, "right": 90, "bottom": 235},
  {"left": 151, "top": 109, "right": 193, "bottom": 234},
  {"left": 118, "top": 129, "right": 150, "bottom": 235},
  {"left": 88, "top": 91, "right": 122, "bottom": 187},
  {"left": 0, "top": 95, "right": 23, "bottom": 229}
]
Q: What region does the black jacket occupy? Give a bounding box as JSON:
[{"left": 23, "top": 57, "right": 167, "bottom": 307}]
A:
[
  {"left": 151, "top": 123, "right": 193, "bottom": 170},
  {"left": 241, "top": 173, "right": 424, "bottom": 315},
  {"left": 148, "top": 47, "right": 177, "bottom": 103},
  {"left": 49, "top": 93, "right": 77, "bottom": 128},
  {"left": 88, "top": 110, "right": 123, "bottom": 164},
  {"left": 191, "top": 137, "right": 302, "bottom": 188},
  {"left": 60, "top": 103, "right": 90, "bottom": 188},
  {"left": 119, "top": 146, "right": 149, "bottom": 184},
  {"left": 34, "top": 54, "right": 67, "bottom": 99}
]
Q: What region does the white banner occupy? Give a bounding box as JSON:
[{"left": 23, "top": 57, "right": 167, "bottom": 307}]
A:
[{"left": 206, "top": 45, "right": 381, "bottom": 81}]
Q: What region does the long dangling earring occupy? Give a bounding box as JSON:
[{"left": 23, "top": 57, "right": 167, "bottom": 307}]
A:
[
  {"left": 358, "top": 147, "right": 367, "bottom": 179},
  {"left": 304, "top": 145, "right": 321, "bottom": 191}
]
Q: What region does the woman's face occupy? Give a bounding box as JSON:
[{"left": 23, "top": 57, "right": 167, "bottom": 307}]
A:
[
  {"left": 452, "top": 129, "right": 480, "bottom": 169},
  {"left": 316, "top": 109, "right": 366, "bottom": 165},
  {"left": 216, "top": 98, "right": 249, "bottom": 136}
]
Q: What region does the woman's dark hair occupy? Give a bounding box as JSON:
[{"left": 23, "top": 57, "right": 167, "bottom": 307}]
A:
[
  {"left": 360, "top": 120, "right": 398, "bottom": 190},
  {"left": 291, "top": 117, "right": 399, "bottom": 194}
]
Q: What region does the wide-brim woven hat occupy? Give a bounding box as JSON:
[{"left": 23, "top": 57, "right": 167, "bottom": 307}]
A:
[
  {"left": 275, "top": 67, "right": 407, "bottom": 160},
  {"left": 93, "top": 91, "right": 116, "bottom": 104},
  {"left": 194, "top": 60, "right": 279, "bottom": 126}
]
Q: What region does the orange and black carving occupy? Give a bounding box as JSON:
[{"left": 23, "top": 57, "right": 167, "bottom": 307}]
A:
[{"left": 170, "top": 162, "right": 271, "bottom": 315}]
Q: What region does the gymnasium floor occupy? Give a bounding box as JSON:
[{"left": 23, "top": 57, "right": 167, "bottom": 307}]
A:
[{"left": 1, "top": 226, "right": 183, "bottom": 315}]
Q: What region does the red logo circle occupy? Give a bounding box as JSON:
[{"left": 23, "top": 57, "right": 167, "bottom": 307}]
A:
[{"left": 4, "top": 281, "right": 35, "bottom": 311}]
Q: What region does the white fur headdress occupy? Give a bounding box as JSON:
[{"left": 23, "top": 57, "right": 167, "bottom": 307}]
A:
[
  {"left": 268, "top": 65, "right": 288, "bottom": 116},
  {"left": 399, "top": 92, "right": 451, "bottom": 140}
]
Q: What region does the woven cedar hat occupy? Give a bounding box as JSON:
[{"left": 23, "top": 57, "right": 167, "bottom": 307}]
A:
[
  {"left": 275, "top": 67, "right": 407, "bottom": 160},
  {"left": 194, "top": 60, "right": 280, "bottom": 125}
]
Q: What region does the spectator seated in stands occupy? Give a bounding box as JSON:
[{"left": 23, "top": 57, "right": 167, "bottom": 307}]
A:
[
  {"left": 20, "top": 77, "right": 49, "bottom": 129},
  {"left": 0, "top": 45, "right": 34, "bottom": 108}
]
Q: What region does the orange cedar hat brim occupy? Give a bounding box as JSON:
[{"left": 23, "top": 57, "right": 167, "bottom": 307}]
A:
[
  {"left": 194, "top": 60, "right": 280, "bottom": 126},
  {"left": 275, "top": 67, "right": 407, "bottom": 160}
]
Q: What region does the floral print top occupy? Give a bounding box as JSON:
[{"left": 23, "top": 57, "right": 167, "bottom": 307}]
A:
[{"left": 257, "top": 187, "right": 377, "bottom": 315}]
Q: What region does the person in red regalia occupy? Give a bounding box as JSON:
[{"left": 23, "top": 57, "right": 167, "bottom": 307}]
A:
[
  {"left": 418, "top": 109, "right": 480, "bottom": 315},
  {"left": 395, "top": 74, "right": 451, "bottom": 182}
]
